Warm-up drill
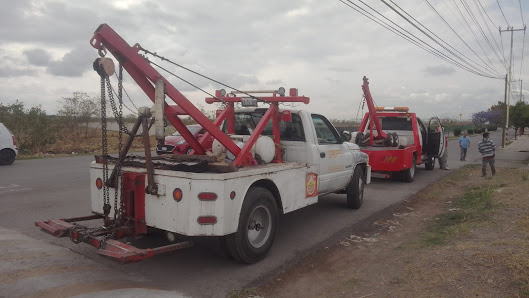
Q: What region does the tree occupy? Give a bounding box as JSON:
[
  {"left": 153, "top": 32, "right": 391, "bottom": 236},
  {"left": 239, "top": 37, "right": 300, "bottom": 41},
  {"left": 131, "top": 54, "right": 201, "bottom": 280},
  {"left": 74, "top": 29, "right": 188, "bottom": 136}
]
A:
[
  {"left": 510, "top": 101, "right": 529, "bottom": 135},
  {"left": 471, "top": 110, "right": 503, "bottom": 128},
  {"left": 0, "top": 101, "right": 58, "bottom": 154},
  {"left": 58, "top": 92, "right": 100, "bottom": 136}
]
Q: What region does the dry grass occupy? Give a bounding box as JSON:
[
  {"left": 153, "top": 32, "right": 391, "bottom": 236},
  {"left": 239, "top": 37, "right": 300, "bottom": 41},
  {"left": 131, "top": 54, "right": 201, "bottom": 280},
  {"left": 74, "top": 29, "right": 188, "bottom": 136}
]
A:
[
  {"left": 20, "top": 128, "right": 156, "bottom": 156},
  {"left": 242, "top": 166, "right": 529, "bottom": 298}
]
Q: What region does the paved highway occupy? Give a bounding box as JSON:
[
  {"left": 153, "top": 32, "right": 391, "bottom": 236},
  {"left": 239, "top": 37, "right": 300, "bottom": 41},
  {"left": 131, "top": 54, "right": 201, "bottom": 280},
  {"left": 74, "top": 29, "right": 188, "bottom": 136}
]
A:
[{"left": 0, "top": 131, "right": 508, "bottom": 297}]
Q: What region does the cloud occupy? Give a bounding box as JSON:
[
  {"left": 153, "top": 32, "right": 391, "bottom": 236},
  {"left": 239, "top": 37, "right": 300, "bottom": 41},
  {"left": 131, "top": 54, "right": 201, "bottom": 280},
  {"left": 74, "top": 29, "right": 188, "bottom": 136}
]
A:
[
  {"left": 24, "top": 49, "right": 51, "bottom": 66},
  {"left": 46, "top": 45, "right": 94, "bottom": 77},
  {"left": 0, "top": 66, "right": 33, "bottom": 78},
  {"left": 423, "top": 65, "right": 456, "bottom": 76}
]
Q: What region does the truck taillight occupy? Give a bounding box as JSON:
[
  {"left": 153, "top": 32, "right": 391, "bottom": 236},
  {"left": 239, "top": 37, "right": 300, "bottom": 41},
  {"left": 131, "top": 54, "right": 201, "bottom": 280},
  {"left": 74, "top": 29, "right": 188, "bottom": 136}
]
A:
[
  {"left": 198, "top": 192, "right": 217, "bottom": 201},
  {"left": 96, "top": 178, "right": 103, "bottom": 189},
  {"left": 173, "top": 188, "right": 183, "bottom": 202},
  {"left": 197, "top": 216, "right": 217, "bottom": 225},
  {"left": 12, "top": 136, "right": 16, "bottom": 146}
]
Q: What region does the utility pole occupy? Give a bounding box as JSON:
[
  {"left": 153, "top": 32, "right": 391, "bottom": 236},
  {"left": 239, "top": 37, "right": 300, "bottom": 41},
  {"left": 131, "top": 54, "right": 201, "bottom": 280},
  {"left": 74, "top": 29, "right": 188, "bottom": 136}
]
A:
[
  {"left": 499, "top": 25, "right": 526, "bottom": 146},
  {"left": 502, "top": 74, "right": 507, "bottom": 148}
]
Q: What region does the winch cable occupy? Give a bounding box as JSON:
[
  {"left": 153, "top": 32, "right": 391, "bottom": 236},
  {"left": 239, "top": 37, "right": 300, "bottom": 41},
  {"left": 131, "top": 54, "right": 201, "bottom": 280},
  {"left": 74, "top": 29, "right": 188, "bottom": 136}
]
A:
[
  {"left": 139, "top": 47, "right": 272, "bottom": 104},
  {"left": 148, "top": 60, "right": 226, "bottom": 104}
]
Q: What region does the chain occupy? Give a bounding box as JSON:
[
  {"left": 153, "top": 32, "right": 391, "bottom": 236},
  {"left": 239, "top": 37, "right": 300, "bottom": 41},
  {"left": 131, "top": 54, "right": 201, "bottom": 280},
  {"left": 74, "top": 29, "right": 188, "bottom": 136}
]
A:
[
  {"left": 117, "top": 65, "right": 125, "bottom": 219},
  {"left": 100, "top": 76, "right": 110, "bottom": 217}
]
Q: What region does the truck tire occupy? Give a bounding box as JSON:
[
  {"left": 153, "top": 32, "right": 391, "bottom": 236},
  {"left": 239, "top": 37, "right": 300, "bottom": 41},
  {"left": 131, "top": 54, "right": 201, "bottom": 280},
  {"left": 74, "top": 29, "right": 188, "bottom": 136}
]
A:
[
  {"left": 425, "top": 156, "right": 434, "bottom": 170},
  {"left": 402, "top": 156, "right": 416, "bottom": 182},
  {"left": 346, "top": 166, "right": 365, "bottom": 209},
  {"left": 0, "top": 149, "right": 15, "bottom": 165},
  {"left": 225, "top": 187, "right": 278, "bottom": 264}
]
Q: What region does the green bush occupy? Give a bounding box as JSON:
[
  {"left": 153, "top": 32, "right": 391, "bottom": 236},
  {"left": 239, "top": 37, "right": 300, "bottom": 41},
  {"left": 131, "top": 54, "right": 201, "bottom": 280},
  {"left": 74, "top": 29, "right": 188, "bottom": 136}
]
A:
[
  {"left": 453, "top": 128, "right": 462, "bottom": 136},
  {"left": 468, "top": 129, "right": 474, "bottom": 135}
]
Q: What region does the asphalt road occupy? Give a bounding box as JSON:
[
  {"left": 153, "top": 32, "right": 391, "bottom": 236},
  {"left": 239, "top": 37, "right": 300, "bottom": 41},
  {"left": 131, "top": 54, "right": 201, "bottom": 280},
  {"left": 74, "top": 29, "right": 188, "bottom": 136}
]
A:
[{"left": 0, "top": 130, "right": 510, "bottom": 297}]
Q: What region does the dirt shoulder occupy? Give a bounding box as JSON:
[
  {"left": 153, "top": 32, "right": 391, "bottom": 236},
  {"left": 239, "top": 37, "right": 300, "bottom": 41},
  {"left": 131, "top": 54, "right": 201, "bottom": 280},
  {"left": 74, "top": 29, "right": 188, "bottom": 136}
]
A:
[{"left": 231, "top": 166, "right": 529, "bottom": 298}]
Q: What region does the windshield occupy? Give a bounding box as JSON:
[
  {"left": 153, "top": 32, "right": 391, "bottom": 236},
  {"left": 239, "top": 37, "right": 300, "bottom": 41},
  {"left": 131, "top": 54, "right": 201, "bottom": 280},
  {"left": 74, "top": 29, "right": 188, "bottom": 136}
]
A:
[{"left": 172, "top": 126, "right": 202, "bottom": 136}]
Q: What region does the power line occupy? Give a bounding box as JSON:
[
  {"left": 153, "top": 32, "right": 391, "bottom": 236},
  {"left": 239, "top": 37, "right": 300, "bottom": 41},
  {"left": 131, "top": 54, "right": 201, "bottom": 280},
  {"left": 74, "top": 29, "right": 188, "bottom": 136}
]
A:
[
  {"left": 341, "top": 0, "right": 501, "bottom": 78},
  {"left": 425, "top": 0, "right": 504, "bottom": 74},
  {"left": 496, "top": 0, "right": 511, "bottom": 27},
  {"left": 450, "top": 0, "right": 501, "bottom": 74},
  {"left": 377, "top": 0, "right": 502, "bottom": 78},
  {"left": 519, "top": 32, "right": 526, "bottom": 80},
  {"left": 518, "top": 0, "right": 525, "bottom": 25},
  {"left": 458, "top": 0, "right": 507, "bottom": 72},
  {"left": 470, "top": 0, "right": 509, "bottom": 69}
]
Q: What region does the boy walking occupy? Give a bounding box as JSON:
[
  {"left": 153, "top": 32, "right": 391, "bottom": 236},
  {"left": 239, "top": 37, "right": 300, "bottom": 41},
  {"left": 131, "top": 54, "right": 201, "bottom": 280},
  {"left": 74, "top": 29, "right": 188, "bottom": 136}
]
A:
[
  {"left": 477, "top": 132, "right": 496, "bottom": 177},
  {"left": 458, "top": 132, "right": 471, "bottom": 161}
]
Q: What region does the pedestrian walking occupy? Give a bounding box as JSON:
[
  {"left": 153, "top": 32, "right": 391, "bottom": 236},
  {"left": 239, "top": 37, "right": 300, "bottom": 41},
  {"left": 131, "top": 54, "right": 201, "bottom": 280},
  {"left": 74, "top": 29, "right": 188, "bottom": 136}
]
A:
[
  {"left": 459, "top": 131, "right": 471, "bottom": 161},
  {"left": 478, "top": 132, "right": 496, "bottom": 177}
]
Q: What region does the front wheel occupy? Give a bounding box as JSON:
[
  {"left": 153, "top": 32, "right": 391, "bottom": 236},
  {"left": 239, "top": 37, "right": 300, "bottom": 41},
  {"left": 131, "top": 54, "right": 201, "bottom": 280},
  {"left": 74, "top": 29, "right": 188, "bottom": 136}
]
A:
[
  {"left": 225, "top": 187, "right": 278, "bottom": 264},
  {"left": 346, "top": 166, "right": 365, "bottom": 209},
  {"left": 0, "top": 149, "right": 16, "bottom": 165},
  {"left": 402, "top": 156, "right": 416, "bottom": 183}
]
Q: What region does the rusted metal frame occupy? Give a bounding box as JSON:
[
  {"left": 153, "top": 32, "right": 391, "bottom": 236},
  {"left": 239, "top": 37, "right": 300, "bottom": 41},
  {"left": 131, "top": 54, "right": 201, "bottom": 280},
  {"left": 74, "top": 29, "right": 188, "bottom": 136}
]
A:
[
  {"left": 233, "top": 105, "right": 277, "bottom": 167},
  {"left": 91, "top": 24, "right": 240, "bottom": 157},
  {"left": 119, "top": 62, "right": 206, "bottom": 155},
  {"left": 98, "top": 239, "right": 194, "bottom": 264},
  {"left": 107, "top": 113, "right": 143, "bottom": 188},
  {"left": 361, "top": 77, "right": 387, "bottom": 140},
  {"left": 141, "top": 118, "right": 157, "bottom": 195}
]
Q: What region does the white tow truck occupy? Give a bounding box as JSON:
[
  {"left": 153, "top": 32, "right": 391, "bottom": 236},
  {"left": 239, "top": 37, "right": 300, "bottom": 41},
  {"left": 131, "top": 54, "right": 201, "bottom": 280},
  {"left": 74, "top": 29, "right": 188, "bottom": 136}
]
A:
[{"left": 36, "top": 24, "right": 370, "bottom": 264}]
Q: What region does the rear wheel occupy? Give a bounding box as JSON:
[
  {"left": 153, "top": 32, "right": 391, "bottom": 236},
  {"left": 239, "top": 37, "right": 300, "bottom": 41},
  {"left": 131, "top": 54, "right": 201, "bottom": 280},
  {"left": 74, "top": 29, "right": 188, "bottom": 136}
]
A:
[
  {"left": 0, "top": 149, "right": 15, "bottom": 165},
  {"left": 225, "top": 187, "right": 278, "bottom": 264},
  {"left": 186, "top": 148, "right": 193, "bottom": 155},
  {"left": 402, "top": 156, "right": 416, "bottom": 182},
  {"left": 346, "top": 166, "right": 365, "bottom": 209}
]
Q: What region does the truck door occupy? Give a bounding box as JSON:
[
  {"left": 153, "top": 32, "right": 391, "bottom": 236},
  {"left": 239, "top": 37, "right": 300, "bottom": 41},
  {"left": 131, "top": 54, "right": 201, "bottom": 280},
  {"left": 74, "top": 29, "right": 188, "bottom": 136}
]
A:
[
  {"left": 426, "top": 117, "right": 446, "bottom": 158},
  {"left": 311, "top": 114, "right": 352, "bottom": 194}
]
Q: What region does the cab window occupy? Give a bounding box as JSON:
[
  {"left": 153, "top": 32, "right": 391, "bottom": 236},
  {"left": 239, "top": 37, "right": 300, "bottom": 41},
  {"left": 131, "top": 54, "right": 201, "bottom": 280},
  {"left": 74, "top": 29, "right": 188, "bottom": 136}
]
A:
[{"left": 311, "top": 114, "right": 341, "bottom": 144}]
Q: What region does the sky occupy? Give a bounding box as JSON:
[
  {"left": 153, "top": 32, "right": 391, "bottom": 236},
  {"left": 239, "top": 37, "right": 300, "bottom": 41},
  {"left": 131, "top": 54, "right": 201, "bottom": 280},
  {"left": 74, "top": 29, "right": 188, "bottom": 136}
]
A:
[{"left": 0, "top": 0, "right": 527, "bottom": 121}]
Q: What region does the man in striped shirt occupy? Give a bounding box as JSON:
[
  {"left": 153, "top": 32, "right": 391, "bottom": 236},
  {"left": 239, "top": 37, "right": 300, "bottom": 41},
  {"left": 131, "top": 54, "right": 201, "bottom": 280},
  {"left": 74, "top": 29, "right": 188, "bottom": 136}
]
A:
[{"left": 478, "top": 132, "right": 496, "bottom": 177}]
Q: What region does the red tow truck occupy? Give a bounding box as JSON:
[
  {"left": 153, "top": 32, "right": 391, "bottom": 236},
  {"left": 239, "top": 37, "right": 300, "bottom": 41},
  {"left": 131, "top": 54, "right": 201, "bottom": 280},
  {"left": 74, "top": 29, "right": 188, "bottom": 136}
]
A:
[{"left": 350, "top": 77, "right": 446, "bottom": 182}]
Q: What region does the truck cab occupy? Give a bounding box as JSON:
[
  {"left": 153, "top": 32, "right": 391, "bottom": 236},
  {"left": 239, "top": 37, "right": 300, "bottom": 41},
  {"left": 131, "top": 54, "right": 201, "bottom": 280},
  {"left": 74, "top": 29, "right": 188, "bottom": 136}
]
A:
[{"left": 351, "top": 77, "right": 446, "bottom": 182}]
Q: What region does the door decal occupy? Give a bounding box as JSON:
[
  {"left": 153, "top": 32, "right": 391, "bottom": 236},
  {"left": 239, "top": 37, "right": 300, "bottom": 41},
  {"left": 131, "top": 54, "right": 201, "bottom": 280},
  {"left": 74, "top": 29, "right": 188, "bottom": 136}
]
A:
[{"left": 306, "top": 173, "right": 318, "bottom": 198}]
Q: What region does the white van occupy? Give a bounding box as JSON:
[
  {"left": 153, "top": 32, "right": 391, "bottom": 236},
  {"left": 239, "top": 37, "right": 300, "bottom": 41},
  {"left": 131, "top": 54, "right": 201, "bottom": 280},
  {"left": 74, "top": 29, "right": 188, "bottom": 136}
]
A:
[{"left": 0, "top": 123, "right": 17, "bottom": 165}]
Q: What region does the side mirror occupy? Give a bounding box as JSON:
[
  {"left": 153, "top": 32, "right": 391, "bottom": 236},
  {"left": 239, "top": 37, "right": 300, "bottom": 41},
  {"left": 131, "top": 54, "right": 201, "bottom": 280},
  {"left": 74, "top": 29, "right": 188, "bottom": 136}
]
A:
[{"left": 342, "top": 130, "right": 352, "bottom": 142}]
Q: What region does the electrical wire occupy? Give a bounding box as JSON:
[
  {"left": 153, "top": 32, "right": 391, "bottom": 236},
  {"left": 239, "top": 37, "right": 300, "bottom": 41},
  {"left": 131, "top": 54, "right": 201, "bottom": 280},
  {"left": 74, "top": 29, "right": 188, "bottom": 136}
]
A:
[
  {"left": 496, "top": 0, "right": 510, "bottom": 27},
  {"left": 470, "top": 0, "right": 509, "bottom": 69},
  {"left": 459, "top": 0, "right": 507, "bottom": 72},
  {"left": 451, "top": 0, "right": 501, "bottom": 75},
  {"left": 424, "top": 0, "right": 503, "bottom": 75},
  {"left": 375, "top": 0, "right": 502, "bottom": 78},
  {"left": 520, "top": 0, "right": 526, "bottom": 26},
  {"left": 519, "top": 32, "right": 526, "bottom": 82},
  {"left": 340, "top": 0, "right": 496, "bottom": 78}
]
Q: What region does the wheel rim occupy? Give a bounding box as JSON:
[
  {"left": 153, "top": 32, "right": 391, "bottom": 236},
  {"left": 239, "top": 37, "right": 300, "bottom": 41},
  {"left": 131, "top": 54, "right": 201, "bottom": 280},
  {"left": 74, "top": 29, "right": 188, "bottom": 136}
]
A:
[
  {"left": 358, "top": 177, "right": 364, "bottom": 202},
  {"left": 410, "top": 160, "right": 416, "bottom": 177},
  {"left": 247, "top": 204, "right": 272, "bottom": 249}
]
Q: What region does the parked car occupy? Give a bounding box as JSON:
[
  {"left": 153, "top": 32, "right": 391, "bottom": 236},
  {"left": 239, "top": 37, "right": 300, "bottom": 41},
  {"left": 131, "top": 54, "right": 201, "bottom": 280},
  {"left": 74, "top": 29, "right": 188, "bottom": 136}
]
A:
[
  {"left": 0, "top": 123, "right": 17, "bottom": 165},
  {"left": 156, "top": 124, "right": 214, "bottom": 155}
]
